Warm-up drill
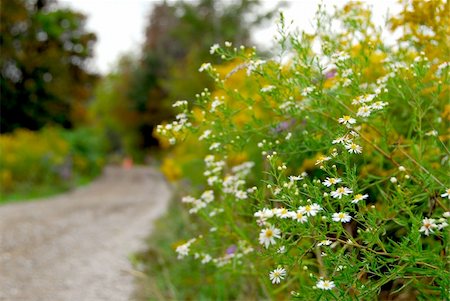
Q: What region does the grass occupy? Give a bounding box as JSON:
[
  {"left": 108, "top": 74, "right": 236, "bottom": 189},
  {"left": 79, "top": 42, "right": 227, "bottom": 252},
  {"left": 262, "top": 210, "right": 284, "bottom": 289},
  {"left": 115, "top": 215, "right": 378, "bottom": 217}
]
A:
[
  {"left": 0, "top": 174, "right": 98, "bottom": 205},
  {"left": 132, "top": 195, "right": 265, "bottom": 301}
]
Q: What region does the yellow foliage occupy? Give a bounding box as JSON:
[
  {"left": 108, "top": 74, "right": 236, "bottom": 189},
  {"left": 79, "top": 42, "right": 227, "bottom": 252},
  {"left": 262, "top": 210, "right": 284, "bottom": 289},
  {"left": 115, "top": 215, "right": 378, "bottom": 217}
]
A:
[{"left": 161, "top": 157, "right": 182, "bottom": 182}]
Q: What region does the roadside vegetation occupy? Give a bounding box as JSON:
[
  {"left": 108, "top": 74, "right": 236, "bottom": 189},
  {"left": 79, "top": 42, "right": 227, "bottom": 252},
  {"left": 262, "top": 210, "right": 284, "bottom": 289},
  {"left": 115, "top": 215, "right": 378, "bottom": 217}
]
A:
[{"left": 139, "top": 1, "right": 450, "bottom": 300}]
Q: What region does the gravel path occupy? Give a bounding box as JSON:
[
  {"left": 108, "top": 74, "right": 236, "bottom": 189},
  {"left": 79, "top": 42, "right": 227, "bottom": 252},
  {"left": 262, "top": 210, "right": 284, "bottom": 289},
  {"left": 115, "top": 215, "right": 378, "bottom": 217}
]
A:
[{"left": 0, "top": 166, "right": 171, "bottom": 301}]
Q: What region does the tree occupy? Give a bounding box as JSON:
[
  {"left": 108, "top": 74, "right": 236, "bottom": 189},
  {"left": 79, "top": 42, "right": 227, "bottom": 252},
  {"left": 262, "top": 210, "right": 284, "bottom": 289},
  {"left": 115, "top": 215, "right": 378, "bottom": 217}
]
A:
[
  {"left": 131, "top": 0, "right": 279, "bottom": 149},
  {"left": 0, "top": 0, "right": 98, "bottom": 133}
]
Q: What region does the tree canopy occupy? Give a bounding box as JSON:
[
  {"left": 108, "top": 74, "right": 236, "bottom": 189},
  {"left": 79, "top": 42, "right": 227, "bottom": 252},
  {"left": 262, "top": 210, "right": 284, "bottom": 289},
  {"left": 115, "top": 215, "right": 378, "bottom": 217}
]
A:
[{"left": 0, "top": 0, "right": 98, "bottom": 133}]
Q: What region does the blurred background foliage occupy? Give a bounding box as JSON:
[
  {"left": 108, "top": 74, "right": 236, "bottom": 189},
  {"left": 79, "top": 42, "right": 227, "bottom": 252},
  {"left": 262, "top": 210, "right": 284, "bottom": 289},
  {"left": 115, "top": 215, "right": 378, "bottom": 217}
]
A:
[
  {"left": 0, "top": 0, "right": 279, "bottom": 199},
  {"left": 0, "top": 0, "right": 98, "bottom": 132},
  {"left": 90, "top": 0, "right": 280, "bottom": 160}
]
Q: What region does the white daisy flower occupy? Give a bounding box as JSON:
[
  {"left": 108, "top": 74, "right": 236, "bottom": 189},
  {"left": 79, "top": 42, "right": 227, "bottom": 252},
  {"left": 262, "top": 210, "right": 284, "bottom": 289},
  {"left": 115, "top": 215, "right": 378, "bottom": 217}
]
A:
[
  {"left": 299, "top": 203, "right": 322, "bottom": 217},
  {"left": 322, "top": 177, "right": 342, "bottom": 187},
  {"left": 198, "top": 62, "right": 212, "bottom": 72},
  {"left": 419, "top": 218, "right": 438, "bottom": 236},
  {"left": 289, "top": 175, "right": 304, "bottom": 181},
  {"left": 292, "top": 210, "right": 308, "bottom": 223},
  {"left": 351, "top": 193, "right": 368, "bottom": 204},
  {"left": 254, "top": 208, "right": 274, "bottom": 220},
  {"left": 332, "top": 212, "right": 352, "bottom": 223},
  {"left": 441, "top": 188, "right": 450, "bottom": 199},
  {"left": 175, "top": 238, "right": 196, "bottom": 259},
  {"left": 260, "top": 85, "right": 276, "bottom": 93},
  {"left": 209, "top": 142, "right": 221, "bottom": 150},
  {"left": 301, "top": 86, "right": 315, "bottom": 96},
  {"left": 332, "top": 135, "right": 352, "bottom": 144},
  {"left": 330, "top": 186, "right": 353, "bottom": 199},
  {"left": 371, "top": 101, "right": 388, "bottom": 110},
  {"left": 269, "top": 267, "right": 286, "bottom": 284},
  {"left": 438, "top": 218, "right": 448, "bottom": 230},
  {"left": 277, "top": 246, "right": 286, "bottom": 254},
  {"left": 209, "top": 43, "right": 220, "bottom": 54},
  {"left": 317, "top": 239, "right": 332, "bottom": 246},
  {"left": 235, "top": 190, "right": 248, "bottom": 200},
  {"left": 199, "top": 130, "right": 212, "bottom": 140},
  {"left": 316, "top": 279, "right": 335, "bottom": 290},
  {"left": 356, "top": 105, "right": 372, "bottom": 117},
  {"left": 338, "top": 115, "right": 356, "bottom": 125},
  {"left": 275, "top": 208, "right": 294, "bottom": 219},
  {"left": 315, "top": 155, "right": 331, "bottom": 165},
  {"left": 345, "top": 143, "right": 362, "bottom": 154},
  {"left": 172, "top": 100, "right": 188, "bottom": 107},
  {"left": 259, "top": 226, "right": 281, "bottom": 248},
  {"left": 201, "top": 190, "right": 214, "bottom": 203}
]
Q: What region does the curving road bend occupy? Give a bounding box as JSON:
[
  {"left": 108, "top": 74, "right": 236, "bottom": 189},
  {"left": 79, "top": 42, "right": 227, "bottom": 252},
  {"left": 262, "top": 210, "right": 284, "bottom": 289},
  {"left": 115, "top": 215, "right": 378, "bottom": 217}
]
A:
[{"left": 0, "top": 166, "right": 171, "bottom": 301}]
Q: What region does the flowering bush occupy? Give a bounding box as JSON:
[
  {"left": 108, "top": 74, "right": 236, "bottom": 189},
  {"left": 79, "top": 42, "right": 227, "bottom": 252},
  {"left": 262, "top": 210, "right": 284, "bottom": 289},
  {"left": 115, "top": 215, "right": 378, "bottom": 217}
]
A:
[
  {"left": 0, "top": 127, "right": 105, "bottom": 199},
  {"left": 156, "top": 2, "right": 449, "bottom": 300}
]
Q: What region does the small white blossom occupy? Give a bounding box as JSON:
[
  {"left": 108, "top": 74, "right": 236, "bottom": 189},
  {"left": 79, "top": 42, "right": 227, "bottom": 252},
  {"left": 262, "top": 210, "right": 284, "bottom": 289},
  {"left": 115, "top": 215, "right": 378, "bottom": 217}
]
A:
[
  {"left": 331, "top": 51, "right": 350, "bottom": 62},
  {"left": 254, "top": 208, "right": 274, "bottom": 220},
  {"left": 441, "top": 188, "right": 450, "bottom": 199},
  {"left": 419, "top": 218, "right": 438, "bottom": 236},
  {"left": 209, "top": 142, "right": 221, "bottom": 151},
  {"left": 330, "top": 186, "right": 353, "bottom": 199},
  {"left": 260, "top": 85, "right": 276, "bottom": 93},
  {"left": 316, "top": 279, "right": 336, "bottom": 290},
  {"left": 345, "top": 143, "right": 362, "bottom": 154},
  {"left": 289, "top": 175, "right": 304, "bottom": 182},
  {"left": 438, "top": 219, "right": 448, "bottom": 230},
  {"left": 181, "top": 196, "right": 196, "bottom": 203},
  {"left": 201, "top": 190, "right": 214, "bottom": 203},
  {"left": 259, "top": 226, "right": 281, "bottom": 248},
  {"left": 322, "top": 177, "right": 342, "bottom": 187},
  {"left": 234, "top": 190, "right": 247, "bottom": 200},
  {"left": 315, "top": 155, "right": 331, "bottom": 165},
  {"left": 332, "top": 135, "right": 352, "bottom": 145},
  {"left": 338, "top": 115, "right": 356, "bottom": 125},
  {"left": 292, "top": 210, "right": 308, "bottom": 223},
  {"left": 198, "top": 62, "right": 212, "bottom": 72},
  {"left": 317, "top": 240, "right": 332, "bottom": 247},
  {"left": 275, "top": 208, "right": 295, "bottom": 219},
  {"left": 269, "top": 267, "right": 286, "bottom": 284},
  {"left": 299, "top": 203, "right": 322, "bottom": 217},
  {"left": 301, "top": 86, "right": 315, "bottom": 96},
  {"left": 201, "top": 254, "right": 212, "bottom": 264},
  {"left": 210, "top": 43, "right": 220, "bottom": 54},
  {"left": 199, "top": 130, "right": 212, "bottom": 141},
  {"left": 175, "top": 238, "right": 196, "bottom": 259},
  {"left": 351, "top": 193, "right": 368, "bottom": 204},
  {"left": 332, "top": 212, "right": 352, "bottom": 223},
  {"left": 371, "top": 101, "right": 388, "bottom": 110},
  {"left": 277, "top": 246, "right": 286, "bottom": 254},
  {"left": 172, "top": 100, "right": 188, "bottom": 107},
  {"left": 425, "top": 130, "right": 438, "bottom": 137},
  {"left": 210, "top": 98, "right": 222, "bottom": 112},
  {"left": 356, "top": 105, "right": 372, "bottom": 117}
]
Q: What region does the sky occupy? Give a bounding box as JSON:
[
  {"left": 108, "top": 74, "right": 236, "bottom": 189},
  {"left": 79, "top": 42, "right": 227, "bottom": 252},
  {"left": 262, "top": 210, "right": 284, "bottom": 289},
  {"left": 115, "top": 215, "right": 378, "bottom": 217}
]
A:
[{"left": 59, "top": 0, "right": 401, "bottom": 74}]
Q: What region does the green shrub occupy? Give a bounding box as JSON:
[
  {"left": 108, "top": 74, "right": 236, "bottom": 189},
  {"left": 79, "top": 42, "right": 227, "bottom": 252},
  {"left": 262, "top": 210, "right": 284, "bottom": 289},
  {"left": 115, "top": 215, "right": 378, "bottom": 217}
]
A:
[{"left": 0, "top": 126, "right": 106, "bottom": 201}]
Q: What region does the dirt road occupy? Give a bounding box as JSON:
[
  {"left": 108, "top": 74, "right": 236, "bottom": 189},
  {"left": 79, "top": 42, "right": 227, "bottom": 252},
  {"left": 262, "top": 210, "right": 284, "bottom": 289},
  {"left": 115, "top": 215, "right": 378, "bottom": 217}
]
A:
[{"left": 0, "top": 166, "right": 171, "bottom": 301}]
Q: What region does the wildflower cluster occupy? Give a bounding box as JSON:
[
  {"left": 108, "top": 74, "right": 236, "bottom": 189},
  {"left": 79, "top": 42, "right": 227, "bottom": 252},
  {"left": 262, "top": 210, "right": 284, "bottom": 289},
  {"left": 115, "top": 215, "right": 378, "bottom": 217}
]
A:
[{"left": 157, "top": 2, "right": 449, "bottom": 299}]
